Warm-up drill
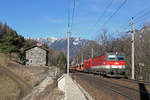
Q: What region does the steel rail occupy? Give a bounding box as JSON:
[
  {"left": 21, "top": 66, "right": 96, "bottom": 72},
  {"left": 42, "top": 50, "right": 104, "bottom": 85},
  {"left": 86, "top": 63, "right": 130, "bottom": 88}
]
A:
[
  {"left": 101, "top": 83, "right": 135, "bottom": 100},
  {"left": 119, "top": 79, "right": 150, "bottom": 86}
]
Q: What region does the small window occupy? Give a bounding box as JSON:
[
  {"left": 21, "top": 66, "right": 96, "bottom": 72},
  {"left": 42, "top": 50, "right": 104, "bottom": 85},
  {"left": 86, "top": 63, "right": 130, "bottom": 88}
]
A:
[
  {"left": 108, "top": 57, "right": 116, "bottom": 61},
  {"left": 107, "top": 55, "right": 116, "bottom": 61},
  {"left": 30, "top": 60, "right": 32, "bottom": 63},
  {"left": 117, "top": 56, "right": 125, "bottom": 61}
]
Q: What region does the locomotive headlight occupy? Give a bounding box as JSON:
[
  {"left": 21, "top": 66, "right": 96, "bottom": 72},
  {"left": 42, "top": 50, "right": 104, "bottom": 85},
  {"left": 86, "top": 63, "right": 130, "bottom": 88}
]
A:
[
  {"left": 103, "top": 62, "right": 106, "bottom": 65},
  {"left": 122, "top": 66, "right": 125, "bottom": 69}
]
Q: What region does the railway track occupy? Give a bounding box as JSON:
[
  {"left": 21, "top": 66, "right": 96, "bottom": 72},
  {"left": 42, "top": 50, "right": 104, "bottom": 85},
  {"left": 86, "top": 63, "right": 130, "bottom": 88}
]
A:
[
  {"left": 72, "top": 72, "right": 150, "bottom": 100},
  {"left": 99, "top": 76, "right": 150, "bottom": 93},
  {"left": 80, "top": 71, "right": 150, "bottom": 91},
  {"left": 99, "top": 78, "right": 150, "bottom": 100}
]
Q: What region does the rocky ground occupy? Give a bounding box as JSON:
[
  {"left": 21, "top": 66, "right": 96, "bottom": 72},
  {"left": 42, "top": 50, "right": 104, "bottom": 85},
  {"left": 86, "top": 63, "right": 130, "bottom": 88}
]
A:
[{"left": 34, "top": 81, "right": 65, "bottom": 100}]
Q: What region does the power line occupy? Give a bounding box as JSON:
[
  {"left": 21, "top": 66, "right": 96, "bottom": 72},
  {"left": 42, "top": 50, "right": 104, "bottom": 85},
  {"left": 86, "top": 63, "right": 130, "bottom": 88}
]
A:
[
  {"left": 67, "top": 0, "right": 71, "bottom": 28},
  {"left": 94, "top": 0, "right": 114, "bottom": 27},
  {"left": 70, "top": 0, "right": 76, "bottom": 31},
  {"left": 134, "top": 10, "right": 150, "bottom": 21},
  {"left": 132, "top": 6, "right": 150, "bottom": 30},
  {"left": 134, "top": 14, "right": 150, "bottom": 24},
  {"left": 67, "top": 0, "right": 76, "bottom": 30},
  {"left": 102, "top": 0, "right": 128, "bottom": 27},
  {"left": 133, "top": 6, "right": 150, "bottom": 18},
  {"left": 116, "top": 18, "right": 131, "bottom": 30},
  {"left": 68, "top": 9, "right": 70, "bottom": 28},
  {"left": 135, "top": 23, "right": 144, "bottom": 29}
]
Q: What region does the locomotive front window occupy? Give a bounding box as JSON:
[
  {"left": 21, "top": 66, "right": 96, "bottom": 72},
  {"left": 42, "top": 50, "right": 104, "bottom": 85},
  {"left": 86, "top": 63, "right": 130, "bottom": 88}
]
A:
[
  {"left": 117, "top": 56, "right": 125, "bottom": 61},
  {"left": 107, "top": 55, "right": 116, "bottom": 61}
]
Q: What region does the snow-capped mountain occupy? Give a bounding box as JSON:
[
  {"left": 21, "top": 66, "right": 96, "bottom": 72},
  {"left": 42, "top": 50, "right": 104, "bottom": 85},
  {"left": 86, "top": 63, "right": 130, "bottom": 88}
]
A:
[
  {"left": 35, "top": 37, "right": 58, "bottom": 45},
  {"left": 34, "top": 37, "right": 93, "bottom": 57}
]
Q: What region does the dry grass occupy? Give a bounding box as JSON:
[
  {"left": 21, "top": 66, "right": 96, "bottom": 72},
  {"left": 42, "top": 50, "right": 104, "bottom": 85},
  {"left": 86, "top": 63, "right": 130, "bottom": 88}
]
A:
[
  {"left": 0, "top": 71, "right": 21, "bottom": 100},
  {"left": 0, "top": 53, "right": 7, "bottom": 65},
  {"left": 6, "top": 61, "right": 48, "bottom": 87}
]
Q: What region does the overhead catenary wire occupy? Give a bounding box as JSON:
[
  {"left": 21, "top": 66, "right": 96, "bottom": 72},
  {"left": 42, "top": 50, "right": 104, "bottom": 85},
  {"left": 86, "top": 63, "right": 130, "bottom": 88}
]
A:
[
  {"left": 93, "top": 0, "right": 114, "bottom": 27},
  {"left": 70, "top": 0, "right": 76, "bottom": 31},
  {"left": 134, "top": 10, "right": 150, "bottom": 21},
  {"left": 131, "top": 6, "right": 150, "bottom": 30},
  {"left": 68, "top": 9, "right": 71, "bottom": 28},
  {"left": 93, "top": 0, "right": 128, "bottom": 35},
  {"left": 135, "top": 24, "right": 144, "bottom": 29},
  {"left": 101, "top": 0, "right": 128, "bottom": 27},
  {"left": 67, "top": 0, "right": 71, "bottom": 28},
  {"left": 133, "top": 6, "right": 150, "bottom": 19},
  {"left": 92, "top": 0, "right": 150, "bottom": 38},
  {"left": 134, "top": 14, "right": 150, "bottom": 24},
  {"left": 100, "top": 2, "right": 150, "bottom": 33},
  {"left": 116, "top": 18, "right": 131, "bottom": 31}
]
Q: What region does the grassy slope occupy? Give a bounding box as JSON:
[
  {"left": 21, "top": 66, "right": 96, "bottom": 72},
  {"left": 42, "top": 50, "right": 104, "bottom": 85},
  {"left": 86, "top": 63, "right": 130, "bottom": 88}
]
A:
[
  {"left": 0, "top": 71, "right": 20, "bottom": 100},
  {"left": 0, "top": 53, "right": 7, "bottom": 65},
  {"left": 0, "top": 53, "right": 32, "bottom": 100}
]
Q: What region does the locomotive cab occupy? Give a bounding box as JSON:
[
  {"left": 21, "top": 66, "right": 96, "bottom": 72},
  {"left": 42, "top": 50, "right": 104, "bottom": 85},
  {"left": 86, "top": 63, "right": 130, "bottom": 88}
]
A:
[{"left": 105, "top": 52, "right": 126, "bottom": 77}]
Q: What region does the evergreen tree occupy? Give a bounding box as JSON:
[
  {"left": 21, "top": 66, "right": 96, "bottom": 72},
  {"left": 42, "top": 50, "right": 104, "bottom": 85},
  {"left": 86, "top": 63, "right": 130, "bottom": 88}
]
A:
[
  {"left": 0, "top": 21, "right": 2, "bottom": 33},
  {"left": 56, "top": 52, "right": 67, "bottom": 71},
  {"left": 0, "top": 29, "right": 24, "bottom": 54}
]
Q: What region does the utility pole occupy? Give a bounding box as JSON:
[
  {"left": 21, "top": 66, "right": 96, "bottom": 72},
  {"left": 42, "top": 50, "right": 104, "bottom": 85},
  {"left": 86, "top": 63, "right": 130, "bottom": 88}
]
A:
[
  {"left": 67, "top": 27, "right": 70, "bottom": 74},
  {"left": 77, "top": 56, "right": 78, "bottom": 64},
  {"left": 81, "top": 53, "right": 83, "bottom": 64},
  {"left": 91, "top": 48, "right": 93, "bottom": 58},
  {"left": 131, "top": 17, "right": 135, "bottom": 80}
]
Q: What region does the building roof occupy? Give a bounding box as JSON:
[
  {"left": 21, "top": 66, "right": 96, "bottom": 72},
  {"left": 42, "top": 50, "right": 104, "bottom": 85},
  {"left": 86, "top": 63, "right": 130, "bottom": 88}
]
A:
[{"left": 25, "top": 45, "right": 49, "bottom": 52}]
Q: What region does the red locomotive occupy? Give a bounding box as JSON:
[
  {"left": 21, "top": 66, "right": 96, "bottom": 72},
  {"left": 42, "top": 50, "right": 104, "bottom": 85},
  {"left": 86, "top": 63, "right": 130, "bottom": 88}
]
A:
[{"left": 70, "top": 52, "right": 126, "bottom": 77}]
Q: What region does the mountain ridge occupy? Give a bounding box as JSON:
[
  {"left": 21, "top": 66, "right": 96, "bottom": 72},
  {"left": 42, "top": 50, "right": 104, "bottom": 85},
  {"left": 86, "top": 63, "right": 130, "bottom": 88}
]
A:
[{"left": 32, "top": 37, "right": 94, "bottom": 57}]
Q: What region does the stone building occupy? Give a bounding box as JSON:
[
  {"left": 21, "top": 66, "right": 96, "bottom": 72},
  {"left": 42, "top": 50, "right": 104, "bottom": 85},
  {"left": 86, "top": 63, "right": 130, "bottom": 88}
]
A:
[{"left": 25, "top": 44, "right": 48, "bottom": 66}]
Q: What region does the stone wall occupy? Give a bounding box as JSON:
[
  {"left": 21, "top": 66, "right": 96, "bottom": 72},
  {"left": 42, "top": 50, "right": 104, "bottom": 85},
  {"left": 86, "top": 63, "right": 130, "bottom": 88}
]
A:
[{"left": 26, "top": 47, "right": 48, "bottom": 66}]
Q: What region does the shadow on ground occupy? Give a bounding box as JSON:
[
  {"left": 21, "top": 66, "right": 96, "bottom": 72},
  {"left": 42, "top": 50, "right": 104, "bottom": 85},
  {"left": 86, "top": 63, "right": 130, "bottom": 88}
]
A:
[{"left": 139, "top": 83, "right": 150, "bottom": 100}]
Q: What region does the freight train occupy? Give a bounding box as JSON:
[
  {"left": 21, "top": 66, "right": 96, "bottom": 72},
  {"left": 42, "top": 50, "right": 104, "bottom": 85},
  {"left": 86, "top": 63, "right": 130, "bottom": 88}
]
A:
[{"left": 69, "top": 52, "right": 126, "bottom": 77}]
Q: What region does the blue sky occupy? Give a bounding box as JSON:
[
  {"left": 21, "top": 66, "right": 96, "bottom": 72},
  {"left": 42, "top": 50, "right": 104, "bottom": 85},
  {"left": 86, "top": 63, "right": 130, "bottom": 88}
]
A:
[{"left": 0, "top": 0, "right": 150, "bottom": 40}]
